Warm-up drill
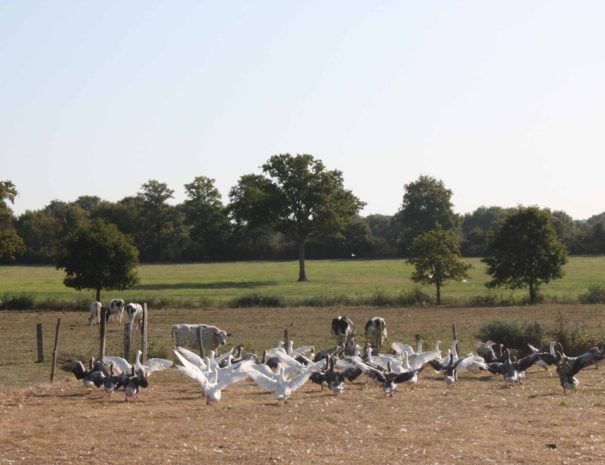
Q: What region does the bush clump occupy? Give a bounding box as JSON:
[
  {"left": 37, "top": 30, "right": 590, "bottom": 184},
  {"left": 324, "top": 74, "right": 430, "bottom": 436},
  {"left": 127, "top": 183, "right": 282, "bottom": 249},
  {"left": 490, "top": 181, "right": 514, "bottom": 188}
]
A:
[
  {"left": 476, "top": 320, "right": 546, "bottom": 351},
  {"left": 230, "top": 294, "right": 284, "bottom": 308},
  {"left": 579, "top": 284, "right": 605, "bottom": 304},
  {"left": 0, "top": 292, "right": 36, "bottom": 310}
]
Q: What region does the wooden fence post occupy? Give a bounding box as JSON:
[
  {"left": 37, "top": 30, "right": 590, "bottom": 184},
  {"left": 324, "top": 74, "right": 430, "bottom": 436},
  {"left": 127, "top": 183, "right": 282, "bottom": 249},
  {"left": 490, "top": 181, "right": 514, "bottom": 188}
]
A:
[
  {"left": 50, "top": 318, "right": 61, "bottom": 382},
  {"left": 124, "top": 323, "right": 132, "bottom": 361},
  {"left": 36, "top": 323, "right": 44, "bottom": 362},
  {"left": 141, "top": 303, "right": 148, "bottom": 363},
  {"left": 284, "top": 329, "right": 289, "bottom": 353},
  {"left": 197, "top": 326, "right": 205, "bottom": 359},
  {"left": 99, "top": 308, "right": 107, "bottom": 361}
]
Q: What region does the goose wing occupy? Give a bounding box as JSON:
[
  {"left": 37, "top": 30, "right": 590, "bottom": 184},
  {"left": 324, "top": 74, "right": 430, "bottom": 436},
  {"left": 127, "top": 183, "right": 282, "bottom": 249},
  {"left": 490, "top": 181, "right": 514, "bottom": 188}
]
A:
[
  {"left": 391, "top": 342, "right": 415, "bottom": 355},
  {"left": 569, "top": 350, "right": 603, "bottom": 376},
  {"left": 172, "top": 349, "right": 209, "bottom": 388},
  {"left": 143, "top": 358, "right": 174, "bottom": 376},
  {"left": 217, "top": 362, "right": 253, "bottom": 390},
  {"left": 287, "top": 369, "right": 316, "bottom": 392},
  {"left": 343, "top": 356, "right": 386, "bottom": 383},
  {"left": 392, "top": 370, "right": 417, "bottom": 384},
  {"left": 102, "top": 356, "right": 132, "bottom": 374},
  {"left": 454, "top": 354, "right": 488, "bottom": 372},
  {"left": 241, "top": 365, "right": 279, "bottom": 391},
  {"left": 176, "top": 346, "right": 207, "bottom": 370},
  {"left": 408, "top": 351, "right": 441, "bottom": 371}
]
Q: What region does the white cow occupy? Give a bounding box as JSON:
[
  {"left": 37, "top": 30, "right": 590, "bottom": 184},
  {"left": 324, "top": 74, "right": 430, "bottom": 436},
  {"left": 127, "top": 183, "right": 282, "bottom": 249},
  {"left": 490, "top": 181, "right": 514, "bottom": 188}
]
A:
[
  {"left": 171, "top": 324, "right": 231, "bottom": 355},
  {"left": 108, "top": 299, "right": 126, "bottom": 323},
  {"left": 88, "top": 301, "right": 102, "bottom": 325},
  {"left": 126, "top": 303, "right": 143, "bottom": 329}
]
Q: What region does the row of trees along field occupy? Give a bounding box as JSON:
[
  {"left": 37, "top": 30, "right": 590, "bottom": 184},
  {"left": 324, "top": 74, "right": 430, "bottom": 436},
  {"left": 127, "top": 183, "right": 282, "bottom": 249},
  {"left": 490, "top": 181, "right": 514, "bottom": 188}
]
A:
[
  {"left": 0, "top": 155, "right": 576, "bottom": 303},
  {"left": 1, "top": 153, "right": 604, "bottom": 269}
]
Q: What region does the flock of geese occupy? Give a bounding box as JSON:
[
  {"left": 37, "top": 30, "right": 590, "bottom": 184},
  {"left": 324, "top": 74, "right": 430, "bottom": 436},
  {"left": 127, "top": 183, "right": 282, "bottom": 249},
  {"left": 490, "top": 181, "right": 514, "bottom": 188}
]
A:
[{"left": 66, "top": 326, "right": 605, "bottom": 404}]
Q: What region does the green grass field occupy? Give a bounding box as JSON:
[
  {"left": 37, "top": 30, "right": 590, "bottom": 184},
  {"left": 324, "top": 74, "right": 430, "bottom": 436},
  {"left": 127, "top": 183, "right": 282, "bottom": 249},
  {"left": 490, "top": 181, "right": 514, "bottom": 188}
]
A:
[{"left": 1, "top": 257, "right": 605, "bottom": 308}]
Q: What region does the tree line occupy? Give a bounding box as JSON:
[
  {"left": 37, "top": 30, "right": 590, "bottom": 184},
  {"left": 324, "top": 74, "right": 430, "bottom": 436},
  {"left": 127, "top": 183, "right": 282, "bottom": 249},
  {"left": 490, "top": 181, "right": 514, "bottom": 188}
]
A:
[{"left": 1, "top": 155, "right": 604, "bottom": 269}]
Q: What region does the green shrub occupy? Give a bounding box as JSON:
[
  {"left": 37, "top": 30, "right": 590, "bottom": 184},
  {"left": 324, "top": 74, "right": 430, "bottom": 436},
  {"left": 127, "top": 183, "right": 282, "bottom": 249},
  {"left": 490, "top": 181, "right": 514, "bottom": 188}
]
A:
[
  {"left": 579, "top": 285, "right": 605, "bottom": 304},
  {"left": 551, "top": 312, "right": 602, "bottom": 355},
  {"left": 476, "top": 320, "right": 546, "bottom": 350},
  {"left": 0, "top": 292, "right": 36, "bottom": 310},
  {"left": 230, "top": 294, "right": 285, "bottom": 308}
]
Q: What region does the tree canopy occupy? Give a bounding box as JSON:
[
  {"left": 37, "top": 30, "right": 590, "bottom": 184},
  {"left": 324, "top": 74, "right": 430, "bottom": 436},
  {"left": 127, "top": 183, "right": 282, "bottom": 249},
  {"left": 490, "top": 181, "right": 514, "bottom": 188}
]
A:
[
  {"left": 395, "top": 175, "right": 457, "bottom": 255},
  {"left": 0, "top": 180, "right": 25, "bottom": 261},
  {"left": 407, "top": 228, "right": 471, "bottom": 305},
  {"left": 482, "top": 206, "right": 568, "bottom": 304},
  {"left": 229, "top": 154, "right": 365, "bottom": 281},
  {"left": 56, "top": 219, "right": 139, "bottom": 301}
]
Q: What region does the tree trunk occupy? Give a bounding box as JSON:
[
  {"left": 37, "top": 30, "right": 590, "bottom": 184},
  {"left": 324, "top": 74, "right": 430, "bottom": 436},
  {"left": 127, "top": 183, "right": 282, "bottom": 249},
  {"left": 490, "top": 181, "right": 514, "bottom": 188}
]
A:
[
  {"left": 96, "top": 288, "right": 101, "bottom": 302},
  {"left": 297, "top": 240, "right": 307, "bottom": 282},
  {"left": 529, "top": 282, "right": 537, "bottom": 305},
  {"left": 436, "top": 283, "right": 441, "bottom": 305}
]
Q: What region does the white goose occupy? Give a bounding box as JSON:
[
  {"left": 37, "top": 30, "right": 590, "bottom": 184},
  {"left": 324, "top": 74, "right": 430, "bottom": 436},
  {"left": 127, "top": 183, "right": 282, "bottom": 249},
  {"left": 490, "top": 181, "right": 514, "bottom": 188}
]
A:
[
  {"left": 241, "top": 359, "right": 325, "bottom": 402},
  {"left": 172, "top": 349, "right": 250, "bottom": 403},
  {"left": 103, "top": 350, "right": 173, "bottom": 378}
]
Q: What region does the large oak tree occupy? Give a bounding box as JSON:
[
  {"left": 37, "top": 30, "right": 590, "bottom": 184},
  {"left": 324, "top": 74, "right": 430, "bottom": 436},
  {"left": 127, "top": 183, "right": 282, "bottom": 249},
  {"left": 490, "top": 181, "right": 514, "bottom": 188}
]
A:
[{"left": 229, "top": 154, "right": 364, "bottom": 281}]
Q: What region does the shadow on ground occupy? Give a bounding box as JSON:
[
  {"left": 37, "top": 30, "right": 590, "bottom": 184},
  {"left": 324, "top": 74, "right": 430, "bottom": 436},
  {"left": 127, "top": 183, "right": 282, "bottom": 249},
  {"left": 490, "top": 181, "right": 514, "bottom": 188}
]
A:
[{"left": 133, "top": 281, "right": 277, "bottom": 290}]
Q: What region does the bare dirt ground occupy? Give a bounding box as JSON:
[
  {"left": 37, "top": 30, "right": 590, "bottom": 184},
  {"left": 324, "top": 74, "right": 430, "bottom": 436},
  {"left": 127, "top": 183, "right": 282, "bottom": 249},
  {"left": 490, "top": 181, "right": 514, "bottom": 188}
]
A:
[
  {"left": 3, "top": 364, "right": 605, "bottom": 464},
  {"left": 2, "top": 305, "right": 605, "bottom": 464}
]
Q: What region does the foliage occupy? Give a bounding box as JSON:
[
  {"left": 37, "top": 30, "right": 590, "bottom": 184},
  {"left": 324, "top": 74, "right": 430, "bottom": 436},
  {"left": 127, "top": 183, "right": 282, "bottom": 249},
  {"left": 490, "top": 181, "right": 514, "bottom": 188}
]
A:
[
  {"left": 460, "top": 206, "right": 510, "bottom": 257},
  {"left": 394, "top": 175, "right": 458, "bottom": 255},
  {"left": 476, "top": 320, "right": 546, "bottom": 351},
  {"left": 136, "top": 180, "right": 189, "bottom": 262},
  {"left": 483, "top": 206, "right": 568, "bottom": 305},
  {"left": 579, "top": 285, "right": 605, "bottom": 304},
  {"left": 182, "top": 176, "right": 231, "bottom": 261},
  {"left": 56, "top": 219, "right": 139, "bottom": 301},
  {"left": 0, "top": 180, "right": 25, "bottom": 261},
  {"left": 408, "top": 228, "right": 471, "bottom": 304},
  {"left": 229, "top": 154, "right": 364, "bottom": 281},
  {"left": 230, "top": 294, "right": 285, "bottom": 308},
  {"left": 551, "top": 312, "right": 602, "bottom": 355},
  {"left": 0, "top": 292, "right": 35, "bottom": 310}
]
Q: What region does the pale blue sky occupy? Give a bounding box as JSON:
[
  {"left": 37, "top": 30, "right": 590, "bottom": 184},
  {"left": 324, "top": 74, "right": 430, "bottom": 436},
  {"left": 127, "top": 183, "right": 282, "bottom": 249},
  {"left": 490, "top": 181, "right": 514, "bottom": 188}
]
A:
[{"left": 2, "top": 1, "right": 604, "bottom": 219}]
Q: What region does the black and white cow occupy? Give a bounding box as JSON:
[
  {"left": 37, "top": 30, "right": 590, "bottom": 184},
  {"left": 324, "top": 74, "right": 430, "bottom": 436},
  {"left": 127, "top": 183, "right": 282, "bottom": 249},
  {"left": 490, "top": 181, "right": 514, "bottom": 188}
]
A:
[
  {"left": 107, "top": 299, "right": 126, "bottom": 324},
  {"left": 364, "top": 317, "right": 387, "bottom": 351},
  {"left": 126, "top": 303, "right": 143, "bottom": 329},
  {"left": 330, "top": 316, "right": 356, "bottom": 347}
]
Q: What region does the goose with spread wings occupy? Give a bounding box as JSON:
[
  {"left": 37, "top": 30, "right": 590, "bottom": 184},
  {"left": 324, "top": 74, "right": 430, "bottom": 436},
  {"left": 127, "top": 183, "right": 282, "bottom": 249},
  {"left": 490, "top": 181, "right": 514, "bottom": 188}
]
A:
[
  {"left": 172, "top": 348, "right": 250, "bottom": 403},
  {"left": 240, "top": 358, "right": 325, "bottom": 402}
]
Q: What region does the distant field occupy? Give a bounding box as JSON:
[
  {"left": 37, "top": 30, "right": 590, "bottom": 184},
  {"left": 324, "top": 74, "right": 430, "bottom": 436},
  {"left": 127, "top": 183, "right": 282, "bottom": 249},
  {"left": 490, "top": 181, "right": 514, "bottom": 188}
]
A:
[{"left": 1, "top": 257, "right": 604, "bottom": 308}]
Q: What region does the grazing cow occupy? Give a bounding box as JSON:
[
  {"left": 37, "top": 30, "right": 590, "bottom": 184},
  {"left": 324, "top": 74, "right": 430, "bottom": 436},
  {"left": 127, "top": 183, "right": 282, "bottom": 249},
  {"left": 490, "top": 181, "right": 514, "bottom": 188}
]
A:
[
  {"left": 331, "top": 316, "right": 356, "bottom": 347},
  {"left": 364, "top": 317, "right": 388, "bottom": 351},
  {"left": 107, "top": 299, "right": 126, "bottom": 324},
  {"left": 171, "top": 324, "right": 231, "bottom": 355},
  {"left": 88, "top": 301, "right": 102, "bottom": 325},
  {"left": 126, "top": 303, "right": 143, "bottom": 329}
]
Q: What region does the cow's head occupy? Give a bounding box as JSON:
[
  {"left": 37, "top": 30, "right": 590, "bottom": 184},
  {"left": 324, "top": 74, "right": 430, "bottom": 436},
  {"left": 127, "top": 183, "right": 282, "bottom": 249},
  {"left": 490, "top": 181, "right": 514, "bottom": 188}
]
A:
[{"left": 214, "top": 329, "right": 230, "bottom": 345}]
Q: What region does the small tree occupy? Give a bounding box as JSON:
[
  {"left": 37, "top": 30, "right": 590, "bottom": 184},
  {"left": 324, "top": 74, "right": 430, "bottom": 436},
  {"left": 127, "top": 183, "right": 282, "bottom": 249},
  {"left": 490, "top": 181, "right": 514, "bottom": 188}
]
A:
[
  {"left": 407, "top": 228, "right": 471, "bottom": 305},
  {"left": 482, "top": 206, "right": 568, "bottom": 305},
  {"left": 56, "top": 219, "right": 139, "bottom": 302}
]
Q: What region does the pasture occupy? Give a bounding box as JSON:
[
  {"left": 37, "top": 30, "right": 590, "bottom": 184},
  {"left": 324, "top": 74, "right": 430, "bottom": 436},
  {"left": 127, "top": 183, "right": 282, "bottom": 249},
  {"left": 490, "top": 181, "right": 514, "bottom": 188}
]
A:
[
  {"left": 2, "top": 305, "right": 605, "bottom": 464},
  {"left": 1, "top": 256, "right": 605, "bottom": 307}
]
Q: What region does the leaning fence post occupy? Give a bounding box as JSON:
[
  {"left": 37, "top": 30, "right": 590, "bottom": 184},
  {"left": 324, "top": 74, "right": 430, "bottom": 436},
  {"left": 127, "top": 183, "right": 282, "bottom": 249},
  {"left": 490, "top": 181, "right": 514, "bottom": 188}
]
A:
[
  {"left": 50, "top": 318, "right": 61, "bottom": 382},
  {"left": 141, "top": 303, "right": 148, "bottom": 363},
  {"left": 36, "top": 323, "right": 44, "bottom": 363},
  {"left": 99, "top": 307, "right": 107, "bottom": 361}
]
